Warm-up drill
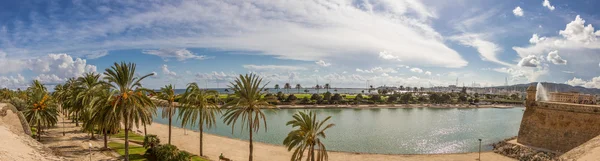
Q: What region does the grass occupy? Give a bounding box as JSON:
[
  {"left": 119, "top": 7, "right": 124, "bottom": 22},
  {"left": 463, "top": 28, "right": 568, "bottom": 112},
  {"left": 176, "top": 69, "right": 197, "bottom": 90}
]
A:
[
  {"left": 112, "top": 130, "right": 145, "bottom": 142},
  {"left": 108, "top": 141, "right": 209, "bottom": 161},
  {"left": 108, "top": 142, "right": 147, "bottom": 161}
]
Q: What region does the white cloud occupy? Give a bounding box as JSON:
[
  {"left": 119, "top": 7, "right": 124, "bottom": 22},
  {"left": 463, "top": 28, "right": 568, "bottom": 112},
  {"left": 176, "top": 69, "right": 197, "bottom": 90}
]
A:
[
  {"left": 546, "top": 50, "right": 567, "bottom": 65},
  {"left": 518, "top": 55, "right": 540, "bottom": 67},
  {"left": 0, "top": 0, "right": 467, "bottom": 68},
  {"left": 195, "top": 71, "right": 238, "bottom": 83},
  {"left": 161, "top": 65, "right": 177, "bottom": 77},
  {"left": 410, "top": 67, "right": 423, "bottom": 73},
  {"left": 143, "top": 49, "right": 208, "bottom": 61},
  {"left": 0, "top": 51, "right": 26, "bottom": 74},
  {"left": 398, "top": 65, "right": 410, "bottom": 69},
  {"left": 151, "top": 71, "right": 159, "bottom": 79},
  {"left": 28, "top": 53, "right": 97, "bottom": 80},
  {"left": 34, "top": 74, "right": 65, "bottom": 84},
  {"left": 542, "top": 0, "right": 555, "bottom": 11},
  {"left": 356, "top": 67, "right": 397, "bottom": 73},
  {"left": 450, "top": 34, "right": 511, "bottom": 66},
  {"left": 314, "top": 69, "right": 319, "bottom": 72},
  {"left": 559, "top": 15, "right": 599, "bottom": 43},
  {"left": 494, "top": 67, "right": 548, "bottom": 82},
  {"left": 243, "top": 64, "right": 307, "bottom": 71},
  {"left": 315, "top": 60, "right": 331, "bottom": 67},
  {"left": 0, "top": 74, "right": 26, "bottom": 89},
  {"left": 513, "top": 6, "right": 524, "bottom": 17},
  {"left": 566, "top": 77, "right": 600, "bottom": 88},
  {"left": 378, "top": 51, "right": 401, "bottom": 61},
  {"left": 529, "top": 34, "right": 546, "bottom": 44},
  {"left": 76, "top": 50, "right": 109, "bottom": 59},
  {"left": 381, "top": 73, "right": 389, "bottom": 77},
  {"left": 425, "top": 71, "right": 432, "bottom": 75}
]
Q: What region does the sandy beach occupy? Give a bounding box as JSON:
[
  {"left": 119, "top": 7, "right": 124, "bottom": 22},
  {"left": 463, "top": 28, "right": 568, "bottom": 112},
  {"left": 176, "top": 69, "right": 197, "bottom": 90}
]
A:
[{"left": 140, "top": 122, "right": 515, "bottom": 161}]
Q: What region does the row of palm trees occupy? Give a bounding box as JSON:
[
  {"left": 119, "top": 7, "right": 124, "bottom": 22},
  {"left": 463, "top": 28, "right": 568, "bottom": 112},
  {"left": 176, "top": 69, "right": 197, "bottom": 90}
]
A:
[
  {"left": 18, "top": 62, "right": 334, "bottom": 161},
  {"left": 274, "top": 83, "right": 334, "bottom": 94}
]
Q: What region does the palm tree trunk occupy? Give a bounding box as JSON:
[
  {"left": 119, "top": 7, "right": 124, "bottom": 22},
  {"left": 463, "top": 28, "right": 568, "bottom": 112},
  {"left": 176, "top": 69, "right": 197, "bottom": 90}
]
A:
[
  {"left": 248, "top": 115, "right": 253, "bottom": 161},
  {"left": 37, "top": 120, "right": 41, "bottom": 141},
  {"left": 124, "top": 115, "right": 130, "bottom": 161},
  {"left": 103, "top": 129, "right": 108, "bottom": 149},
  {"left": 143, "top": 124, "right": 147, "bottom": 137},
  {"left": 91, "top": 130, "right": 95, "bottom": 140},
  {"left": 75, "top": 111, "right": 79, "bottom": 126},
  {"left": 310, "top": 144, "right": 315, "bottom": 161},
  {"left": 199, "top": 117, "right": 204, "bottom": 156},
  {"left": 168, "top": 107, "right": 172, "bottom": 145}
]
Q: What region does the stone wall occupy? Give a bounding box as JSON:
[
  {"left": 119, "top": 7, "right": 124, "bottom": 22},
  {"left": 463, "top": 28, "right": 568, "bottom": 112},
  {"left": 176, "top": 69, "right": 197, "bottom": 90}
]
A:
[{"left": 517, "top": 101, "right": 600, "bottom": 153}]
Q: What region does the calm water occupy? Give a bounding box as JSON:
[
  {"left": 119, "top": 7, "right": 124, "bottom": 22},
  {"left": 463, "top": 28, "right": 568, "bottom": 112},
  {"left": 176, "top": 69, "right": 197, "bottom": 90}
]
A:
[
  {"left": 168, "top": 88, "right": 371, "bottom": 95},
  {"left": 153, "top": 107, "right": 524, "bottom": 154}
]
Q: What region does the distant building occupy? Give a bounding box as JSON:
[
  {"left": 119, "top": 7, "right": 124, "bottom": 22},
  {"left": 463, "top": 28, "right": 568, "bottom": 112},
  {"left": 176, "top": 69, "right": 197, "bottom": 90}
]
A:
[
  {"left": 448, "top": 85, "right": 457, "bottom": 88},
  {"left": 549, "top": 92, "right": 596, "bottom": 104}
]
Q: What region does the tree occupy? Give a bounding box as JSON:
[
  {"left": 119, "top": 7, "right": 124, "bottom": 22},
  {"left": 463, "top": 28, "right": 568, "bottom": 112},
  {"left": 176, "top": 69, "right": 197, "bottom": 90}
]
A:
[
  {"left": 89, "top": 87, "right": 124, "bottom": 149},
  {"left": 370, "top": 95, "right": 382, "bottom": 102},
  {"left": 295, "top": 84, "right": 302, "bottom": 94},
  {"left": 76, "top": 72, "right": 103, "bottom": 139},
  {"left": 458, "top": 94, "right": 468, "bottom": 103},
  {"left": 283, "top": 111, "right": 335, "bottom": 161},
  {"left": 275, "top": 84, "right": 280, "bottom": 93},
  {"left": 156, "top": 84, "right": 177, "bottom": 145},
  {"left": 284, "top": 83, "right": 292, "bottom": 94},
  {"left": 222, "top": 74, "right": 276, "bottom": 161},
  {"left": 324, "top": 83, "right": 330, "bottom": 92},
  {"left": 400, "top": 93, "right": 412, "bottom": 104},
  {"left": 143, "top": 134, "right": 161, "bottom": 149},
  {"left": 287, "top": 94, "right": 298, "bottom": 103},
  {"left": 311, "top": 93, "right": 322, "bottom": 101},
  {"left": 323, "top": 92, "right": 332, "bottom": 102},
  {"left": 304, "top": 89, "right": 309, "bottom": 94},
  {"left": 179, "top": 82, "right": 220, "bottom": 156},
  {"left": 429, "top": 93, "right": 440, "bottom": 104},
  {"left": 413, "top": 87, "right": 418, "bottom": 93},
  {"left": 103, "top": 62, "right": 155, "bottom": 161},
  {"left": 331, "top": 94, "right": 343, "bottom": 104},
  {"left": 277, "top": 91, "right": 285, "bottom": 101},
  {"left": 315, "top": 84, "right": 322, "bottom": 94},
  {"left": 23, "top": 80, "right": 58, "bottom": 141},
  {"left": 387, "top": 95, "right": 398, "bottom": 103}
]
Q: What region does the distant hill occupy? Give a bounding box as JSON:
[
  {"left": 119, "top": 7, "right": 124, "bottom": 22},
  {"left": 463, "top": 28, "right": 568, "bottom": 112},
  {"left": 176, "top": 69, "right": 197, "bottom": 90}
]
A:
[{"left": 492, "top": 82, "right": 600, "bottom": 95}]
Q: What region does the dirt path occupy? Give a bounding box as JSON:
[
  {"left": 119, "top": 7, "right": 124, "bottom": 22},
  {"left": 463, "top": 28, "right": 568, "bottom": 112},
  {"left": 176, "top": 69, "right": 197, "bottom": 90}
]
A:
[{"left": 40, "top": 114, "right": 117, "bottom": 161}]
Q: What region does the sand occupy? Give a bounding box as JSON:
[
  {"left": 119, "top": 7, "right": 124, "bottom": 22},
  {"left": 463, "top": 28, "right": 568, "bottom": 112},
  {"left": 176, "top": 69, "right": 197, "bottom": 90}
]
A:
[
  {"left": 141, "top": 122, "right": 515, "bottom": 161},
  {"left": 0, "top": 103, "right": 62, "bottom": 161}
]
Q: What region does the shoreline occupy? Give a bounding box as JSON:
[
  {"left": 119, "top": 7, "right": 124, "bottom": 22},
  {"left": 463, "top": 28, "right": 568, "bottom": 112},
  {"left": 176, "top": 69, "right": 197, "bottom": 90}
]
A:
[{"left": 139, "top": 122, "right": 515, "bottom": 161}]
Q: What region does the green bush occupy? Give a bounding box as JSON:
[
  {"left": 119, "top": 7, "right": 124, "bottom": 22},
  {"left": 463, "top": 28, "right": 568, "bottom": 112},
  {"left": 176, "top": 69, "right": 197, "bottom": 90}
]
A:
[
  {"left": 146, "top": 144, "right": 190, "bottom": 161},
  {"left": 143, "top": 135, "right": 160, "bottom": 149}
]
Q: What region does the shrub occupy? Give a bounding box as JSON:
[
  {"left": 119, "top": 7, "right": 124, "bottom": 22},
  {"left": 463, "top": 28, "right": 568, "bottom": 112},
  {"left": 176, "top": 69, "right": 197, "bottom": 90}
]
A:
[
  {"left": 146, "top": 144, "right": 191, "bottom": 161},
  {"left": 286, "top": 94, "right": 297, "bottom": 102},
  {"left": 143, "top": 135, "right": 161, "bottom": 149}
]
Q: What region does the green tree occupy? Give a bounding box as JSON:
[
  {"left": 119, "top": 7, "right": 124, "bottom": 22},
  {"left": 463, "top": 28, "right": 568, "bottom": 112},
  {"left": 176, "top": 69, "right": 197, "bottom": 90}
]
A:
[
  {"left": 283, "top": 111, "right": 335, "bottom": 161},
  {"left": 222, "top": 74, "right": 276, "bottom": 161},
  {"left": 23, "top": 80, "right": 58, "bottom": 141},
  {"left": 156, "top": 84, "right": 177, "bottom": 145},
  {"left": 103, "top": 62, "right": 155, "bottom": 161},
  {"left": 323, "top": 92, "right": 332, "bottom": 102},
  {"left": 275, "top": 84, "right": 280, "bottom": 93},
  {"left": 89, "top": 87, "right": 124, "bottom": 149},
  {"left": 76, "top": 72, "right": 103, "bottom": 139},
  {"left": 284, "top": 83, "right": 292, "bottom": 94},
  {"left": 295, "top": 84, "right": 302, "bottom": 94},
  {"left": 400, "top": 93, "right": 412, "bottom": 104},
  {"left": 324, "top": 83, "right": 330, "bottom": 92},
  {"left": 179, "top": 83, "right": 220, "bottom": 156}
]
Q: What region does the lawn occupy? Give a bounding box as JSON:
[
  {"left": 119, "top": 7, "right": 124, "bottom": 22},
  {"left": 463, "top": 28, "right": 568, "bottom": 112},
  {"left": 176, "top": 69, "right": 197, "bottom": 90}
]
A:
[
  {"left": 112, "top": 131, "right": 145, "bottom": 142},
  {"left": 108, "top": 142, "right": 208, "bottom": 161}
]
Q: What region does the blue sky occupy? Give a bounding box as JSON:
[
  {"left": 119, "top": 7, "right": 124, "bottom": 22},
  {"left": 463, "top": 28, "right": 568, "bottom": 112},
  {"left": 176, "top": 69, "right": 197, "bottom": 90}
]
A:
[{"left": 1, "top": 0, "right": 600, "bottom": 89}]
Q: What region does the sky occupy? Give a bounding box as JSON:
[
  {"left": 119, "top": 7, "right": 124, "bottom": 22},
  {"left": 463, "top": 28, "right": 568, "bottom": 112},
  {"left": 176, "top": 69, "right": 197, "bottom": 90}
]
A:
[{"left": 1, "top": 0, "right": 600, "bottom": 89}]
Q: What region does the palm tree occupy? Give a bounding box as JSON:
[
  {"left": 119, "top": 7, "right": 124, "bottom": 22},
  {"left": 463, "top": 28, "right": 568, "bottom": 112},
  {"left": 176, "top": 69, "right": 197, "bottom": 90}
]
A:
[
  {"left": 315, "top": 84, "right": 321, "bottom": 94},
  {"left": 156, "top": 84, "right": 177, "bottom": 145},
  {"left": 284, "top": 83, "right": 292, "bottom": 94},
  {"left": 76, "top": 72, "right": 103, "bottom": 139},
  {"left": 222, "top": 74, "right": 276, "bottom": 161},
  {"left": 295, "top": 84, "right": 302, "bottom": 94},
  {"left": 274, "top": 84, "right": 280, "bottom": 93},
  {"left": 179, "top": 82, "right": 220, "bottom": 156},
  {"left": 23, "top": 80, "right": 58, "bottom": 141},
  {"left": 103, "top": 62, "right": 155, "bottom": 161},
  {"left": 89, "top": 87, "right": 122, "bottom": 149},
  {"left": 324, "top": 83, "right": 330, "bottom": 92},
  {"left": 283, "top": 111, "right": 335, "bottom": 161}
]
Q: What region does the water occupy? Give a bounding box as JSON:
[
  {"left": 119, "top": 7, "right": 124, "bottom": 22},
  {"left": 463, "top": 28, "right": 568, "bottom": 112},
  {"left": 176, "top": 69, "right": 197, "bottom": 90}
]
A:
[
  {"left": 536, "top": 82, "right": 549, "bottom": 101},
  {"left": 153, "top": 107, "right": 524, "bottom": 154}
]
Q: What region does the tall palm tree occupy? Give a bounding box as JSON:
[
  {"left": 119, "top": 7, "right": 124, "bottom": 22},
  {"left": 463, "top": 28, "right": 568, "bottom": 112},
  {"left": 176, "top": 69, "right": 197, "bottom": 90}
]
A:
[
  {"left": 89, "top": 87, "right": 122, "bottom": 149},
  {"left": 284, "top": 83, "right": 291, "bottom": 94},
  {"left": 315, "top": 84, "right": 321, "bottom": 94},
  {"left": 155, "top": 84, "right": 177, "bottom": 145},
  {"left": 222, "top": 74, "right": 276, "bottom": 161},
  {"left": 103, "top": 62, "right": 155, "bottom": 161},
  {"left": 179, "top": 83, "right": 220, "bottom": 156},
  {"left": 283, "top": 111, "right": 335, "bottom": 161},
  {"left": 295, "top": 84, "right": 302, "bottom": 94},
  {"left": 23, "top": 80, "right": 58, "bottom": 141},
  {"left": 324, "top": 83, "right": 330, "bottom": 92},
  {"left": 274, "top": 84, "right": 280, "bottom": 93},
  {"left": 76, "top": 72, "right": 103, "bottom": 139}
]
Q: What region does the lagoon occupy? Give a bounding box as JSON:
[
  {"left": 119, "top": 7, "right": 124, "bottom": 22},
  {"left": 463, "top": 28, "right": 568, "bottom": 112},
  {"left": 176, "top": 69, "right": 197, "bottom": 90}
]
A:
[{"left": 153, "top": 107, "right": 524, "bottom": 154}]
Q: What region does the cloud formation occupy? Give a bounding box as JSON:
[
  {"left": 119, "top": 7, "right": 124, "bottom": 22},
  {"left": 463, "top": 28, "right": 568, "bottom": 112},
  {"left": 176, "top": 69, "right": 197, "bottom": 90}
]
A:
[
  {"left": 143, "top": 49, "right": 208, "bottom": 61},
  {"left": 451, "top": 34, "right": 511, "bottom": 66},
  {"left": 315, "top": 60, "right": 331, "bottom": 67},
  {"left": 543, "top": 0, "right": 556, "bottom": 11},
  {"left": 356, "top": 67, "right": 397, "bottom": 73},
  {"left": 410, "top": 68, "right": 424, "bottom": 73},
  {"left": 513, "top": 6, "right": 524, "bottom": 17},
  {"left": 546, "top": 50, "right": 567, "bottom": 65},
  {"left": 161, "top": 65, "right": 177, "bottom": 77},
  {"left": 0, "top": 0, "right": 467, "bottom": 68},
  {"left": 518, "top": 55, "right": 540, "bottom": 67},
  {"left": 566, "top": 77, "right": 600, "bottom": 88},
  {"left": 243, "top": 65, "right": 307, "bottom": 71}
]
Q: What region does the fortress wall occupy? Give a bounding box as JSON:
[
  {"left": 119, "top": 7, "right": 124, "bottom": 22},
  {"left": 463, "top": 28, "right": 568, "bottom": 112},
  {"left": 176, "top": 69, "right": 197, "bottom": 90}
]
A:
[{"left": 517, "top": 101, "right": 600, "bottom": 153}]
